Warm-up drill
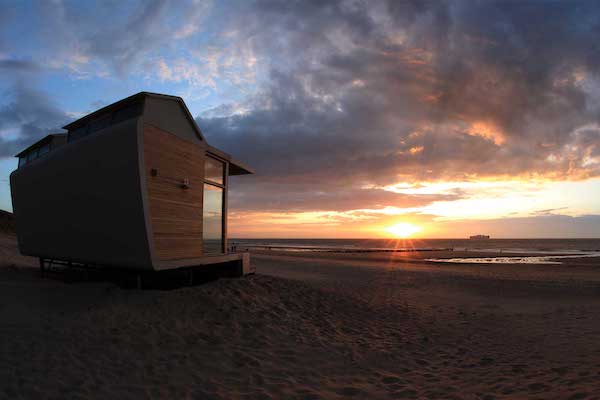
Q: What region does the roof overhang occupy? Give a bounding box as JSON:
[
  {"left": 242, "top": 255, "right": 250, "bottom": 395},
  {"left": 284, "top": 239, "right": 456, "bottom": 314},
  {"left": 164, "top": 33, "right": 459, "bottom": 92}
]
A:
[
  {"left": 229, "top": 159, "right": 255, "bottom": 175},
  {"left": 207, "top": 145, "right": 254, "bottom": 175}
]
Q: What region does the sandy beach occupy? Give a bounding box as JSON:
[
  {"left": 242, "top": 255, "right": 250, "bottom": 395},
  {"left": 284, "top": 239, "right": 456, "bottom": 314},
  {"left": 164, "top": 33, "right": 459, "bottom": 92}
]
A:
[{"left": 2, "top": 231, "right": 600, "bottom": 399}]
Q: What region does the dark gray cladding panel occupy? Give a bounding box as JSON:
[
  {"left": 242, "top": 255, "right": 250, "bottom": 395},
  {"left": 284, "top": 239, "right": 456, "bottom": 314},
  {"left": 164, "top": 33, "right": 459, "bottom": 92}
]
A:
[
  {"left": 143, "top": 96, "right": 204, "bottom": 145},
  {"left": 10, "top": 118, "right": 152, "bottom": 269}
]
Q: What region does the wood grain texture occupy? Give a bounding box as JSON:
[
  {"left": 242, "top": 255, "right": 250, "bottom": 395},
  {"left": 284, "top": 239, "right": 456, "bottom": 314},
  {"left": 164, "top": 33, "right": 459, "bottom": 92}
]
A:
[{"left": 143, "top": 124, "right": 206, "bottom": 260}]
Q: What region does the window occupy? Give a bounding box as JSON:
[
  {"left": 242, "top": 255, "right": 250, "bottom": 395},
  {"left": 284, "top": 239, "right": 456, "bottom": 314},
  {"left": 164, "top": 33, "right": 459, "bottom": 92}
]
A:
[
  {"left": 88, "top": 113, "right": 112, "bottom": 133},
  {"left": 68, "top": 102, "right": 143, "bottom": 142},
  {"left": 37, "top": 144, "right": 50, "bottom": 157},
  {"left": 203, "top": 155, "right": 226, "bottom": 254},
  {"left": 204, "top": 156, "right": 224, "bottom": 185},
  {"left": 203, "top": 183, "right": 223, "bottom": 254},
  {"left": 26, "top": 149, "right": 38, "bottom": 163},
  {"left": 68, "top": 125, "right": 89, "bottom": 142},
  {"left": 113, "top": 102, "right": 142, "bottom": 125},
  {"left": 18, "top": 143, "right": 52, "bottom": 168}
]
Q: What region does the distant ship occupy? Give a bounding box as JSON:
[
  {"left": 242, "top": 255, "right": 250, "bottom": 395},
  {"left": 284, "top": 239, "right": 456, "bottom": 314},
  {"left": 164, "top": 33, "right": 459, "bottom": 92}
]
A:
[{"left": 469, "top": 234, "right": 490, "bottom": 240}]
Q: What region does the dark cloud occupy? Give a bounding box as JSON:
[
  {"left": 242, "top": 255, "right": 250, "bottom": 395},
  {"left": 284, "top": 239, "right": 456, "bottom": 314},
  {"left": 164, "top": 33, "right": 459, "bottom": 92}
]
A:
[
  {"left": 21, "top": 0, "right": 215, "bottom": 76},
  {"left": 79, "top": 0, "right": 169, "bottom": 74},
  {"left": 2, "top": 0, "right": 600, "bottom": 218},
  {"left": 228, "top": 180, "right": 462, "bottom": 213},
  {"left": 532, "top": 207, "right": 569, "bottom": 217},
  {"left": 26, "top": 0, "right": 171, "bottom": 75},
  {"left": 197, "top": 0, "right": 600, "bottom": 211},
  {"left": 0, "top": 4, "right": 14, "bottom": 52},
  {"left": 0, "top": 59, "right": 40, "bottom": 73},
  {"left": 0, "top": 84, "right": 69, "bottom": 157}
]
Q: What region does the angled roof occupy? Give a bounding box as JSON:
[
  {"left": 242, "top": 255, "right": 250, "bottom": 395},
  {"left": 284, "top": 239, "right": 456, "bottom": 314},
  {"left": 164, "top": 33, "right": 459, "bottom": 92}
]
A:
[
  {"left": 18, "top": 92, "right": 253, "bottom": 174},
  {"left": 62, "top": 92, "right": 206, "bottom": 142},
  {"left": 14, "top": 133, "right": 67, "bottom": 158}
]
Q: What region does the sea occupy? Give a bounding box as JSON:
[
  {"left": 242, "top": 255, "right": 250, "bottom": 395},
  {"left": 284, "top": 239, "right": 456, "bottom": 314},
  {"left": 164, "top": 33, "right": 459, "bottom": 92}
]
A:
[{"left": 229, "top": 238, "right": 600, "bottom": 264}]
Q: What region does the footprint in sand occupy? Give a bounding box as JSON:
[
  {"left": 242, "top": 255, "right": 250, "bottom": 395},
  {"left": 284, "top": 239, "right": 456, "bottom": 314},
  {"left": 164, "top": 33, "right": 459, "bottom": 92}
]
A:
[
  {"left": 527, "top": 382, "right": 548, "bottom": 391},
  {"left": 337, "top": 386, "right": 363, "bottom": 397},
  {"left": 298, "top": 392, "right": 320, "bottom": 400},
  {"left": 568, "top": 393, "right": 588, "bottom": 400},
  {"left": 479, "top": 357, "right": 494, "bottom": 366},
  {"left": 381, "top": 376, "right": 401, "bottom": 385},
  {"left": 394, "top": 388, "right": 418, "bottom": 398}
]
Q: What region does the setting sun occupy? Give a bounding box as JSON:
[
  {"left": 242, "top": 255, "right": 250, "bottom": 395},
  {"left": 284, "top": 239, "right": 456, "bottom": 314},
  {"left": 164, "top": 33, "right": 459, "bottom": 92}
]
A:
[{"left": 385, "top": 222, "right": 422, "bottom": 238}]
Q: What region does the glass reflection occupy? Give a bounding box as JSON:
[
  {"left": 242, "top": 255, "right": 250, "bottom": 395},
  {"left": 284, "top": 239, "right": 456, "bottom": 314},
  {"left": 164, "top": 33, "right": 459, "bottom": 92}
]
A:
[
  {"left": 203, "top": 183, "right": 223, "bottom": 254},
  {"left": 205, "top": 156, "right": 224, "bottom": 185}
]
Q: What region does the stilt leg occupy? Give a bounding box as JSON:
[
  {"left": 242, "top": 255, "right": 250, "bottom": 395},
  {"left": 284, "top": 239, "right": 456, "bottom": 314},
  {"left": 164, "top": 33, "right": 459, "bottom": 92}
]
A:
[
  {"left": 39, "top": 258, "right": 45, "bottom": 277},
  {"left": 136, "top": 274, "right": 142, "bottom": 290},
  {"left": 189, "top": 269, "right": 194, "bottom": 286}
]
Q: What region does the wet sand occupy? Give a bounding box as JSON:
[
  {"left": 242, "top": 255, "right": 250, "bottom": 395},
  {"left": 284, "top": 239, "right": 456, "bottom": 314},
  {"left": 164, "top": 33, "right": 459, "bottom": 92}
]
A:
[{"left": 1, "top": 232, "right": 600, "bottom": 399}]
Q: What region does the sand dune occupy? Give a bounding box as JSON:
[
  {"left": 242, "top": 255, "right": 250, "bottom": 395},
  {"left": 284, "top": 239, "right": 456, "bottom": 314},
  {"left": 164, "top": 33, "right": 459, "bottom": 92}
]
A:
[{"left": 1, "top": 233, "right": 600, "bottom": 399}]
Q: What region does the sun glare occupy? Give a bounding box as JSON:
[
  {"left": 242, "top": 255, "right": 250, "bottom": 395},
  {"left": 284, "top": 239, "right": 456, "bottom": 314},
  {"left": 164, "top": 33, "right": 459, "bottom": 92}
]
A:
[{"left": 385, "top": 222, "right": 422, "bottom": 238}]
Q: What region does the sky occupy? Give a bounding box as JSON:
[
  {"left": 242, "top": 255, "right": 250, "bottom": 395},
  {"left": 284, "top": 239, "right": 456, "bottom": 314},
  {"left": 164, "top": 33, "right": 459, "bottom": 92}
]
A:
[{"left": 1, "top": 0, "right": 600, "bottom": 238}]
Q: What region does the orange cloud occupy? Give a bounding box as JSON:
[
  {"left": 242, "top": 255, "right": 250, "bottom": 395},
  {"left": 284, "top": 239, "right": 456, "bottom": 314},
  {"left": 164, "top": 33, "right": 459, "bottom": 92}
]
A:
[{"left": 467, "top": 121, "right": 506, "bottom": 145}]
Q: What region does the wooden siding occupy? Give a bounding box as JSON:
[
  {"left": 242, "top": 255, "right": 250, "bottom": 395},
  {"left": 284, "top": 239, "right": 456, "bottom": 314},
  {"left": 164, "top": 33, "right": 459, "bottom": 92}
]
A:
[{"left": 143, "top": 124, "right": 205, "bottom": 260}]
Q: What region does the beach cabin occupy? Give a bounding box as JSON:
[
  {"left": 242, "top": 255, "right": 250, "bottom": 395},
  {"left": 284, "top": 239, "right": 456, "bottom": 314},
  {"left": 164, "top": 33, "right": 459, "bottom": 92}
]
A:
[{"left": 10, "top": 92, "right": 254, "bottom": 278}]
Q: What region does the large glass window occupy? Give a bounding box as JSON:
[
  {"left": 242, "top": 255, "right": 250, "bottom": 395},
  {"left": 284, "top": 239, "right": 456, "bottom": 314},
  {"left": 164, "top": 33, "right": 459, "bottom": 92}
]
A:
[
  {"left": 113, "top": 102, "right": 143, "bottom": 125},
  {"left": 203, "top": 155, "right": 227, "bottom": 254},
  {"left": 26, "top": 149, "right": 38, "bottom": 163},
  {"left": 37, "top": 144, "right": 50, "bottom": 157},
  {"left": 89, "top": 113, "right": 112, "bottom": 133},
  {"left": 205, "top": 156, "right": 224, "bottom": 185},
  {"left": 68, "top": 125, "right": 89, "bottom": 142},
  {"left": 203, "top": 183, "right": 223, "bottom": 254},
  {"left": 68, "top": 101, "right": 142, "bottom": 143}
]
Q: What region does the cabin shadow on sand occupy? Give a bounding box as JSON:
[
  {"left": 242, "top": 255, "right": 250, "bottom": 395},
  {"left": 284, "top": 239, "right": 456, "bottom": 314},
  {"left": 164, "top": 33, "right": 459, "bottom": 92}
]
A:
[
  {"left": 36, "top": 259, "right": 245, "bottom": 290},
  {"left": 1, "top": 210, "right": 241, "bottom": 290}
]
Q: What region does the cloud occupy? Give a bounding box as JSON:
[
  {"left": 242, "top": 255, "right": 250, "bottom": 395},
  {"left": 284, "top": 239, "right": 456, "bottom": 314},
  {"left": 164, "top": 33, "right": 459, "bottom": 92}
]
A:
[
  {"left": 172, "top": 0, "right": 213, "bottom": 39},
  {"left": 226, "top": 179, "right": 462, "bottom": 213},
  {"left": 0, "top": 58, "right": 40, "bottom": 73},
  {"left": 194, "top": 0, "right": 600, "bottom": 215},
  {"left": 2, "top": 0, "right": 600, "bottom": 234},
  {"left": 156, "top": 44, "right": 258, "bottom": 89},
  {"left": 0, "top": 84, "right": 69, "bottom": 157},
  {"left": 532, "top": 207, "right": 569, "bottom": 216},
  {"left": 35, "top": 0, "right": 172, "bottom": 76},
  {"left": 0, "top": 0, "right": 215, "bottom": 78}
]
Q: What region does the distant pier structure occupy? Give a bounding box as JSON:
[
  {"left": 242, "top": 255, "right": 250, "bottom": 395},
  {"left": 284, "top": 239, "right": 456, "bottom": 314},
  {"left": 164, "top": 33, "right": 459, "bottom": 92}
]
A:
[{"left": 469, "top": 235, "right": 490, "bottom": 240}]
